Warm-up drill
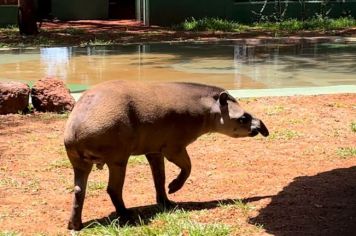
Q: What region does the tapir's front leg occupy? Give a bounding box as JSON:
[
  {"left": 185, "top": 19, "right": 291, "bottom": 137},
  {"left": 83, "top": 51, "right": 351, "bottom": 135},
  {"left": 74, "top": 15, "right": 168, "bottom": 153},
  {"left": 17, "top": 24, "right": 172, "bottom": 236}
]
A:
[{"left": 164, "top": 148, "right": 192, "bottom": 194}]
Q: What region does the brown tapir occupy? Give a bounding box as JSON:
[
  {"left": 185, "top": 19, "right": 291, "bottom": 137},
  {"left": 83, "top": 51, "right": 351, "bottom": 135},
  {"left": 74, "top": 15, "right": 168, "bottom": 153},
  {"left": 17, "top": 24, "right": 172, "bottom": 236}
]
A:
[{"left": 64, "top": 80, "right": 269, "bottom": 230}]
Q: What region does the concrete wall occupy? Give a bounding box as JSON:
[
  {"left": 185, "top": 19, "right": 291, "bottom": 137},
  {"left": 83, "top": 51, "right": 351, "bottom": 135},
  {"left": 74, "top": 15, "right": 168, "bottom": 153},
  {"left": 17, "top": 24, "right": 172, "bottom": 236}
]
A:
[
  {"left": 52, "top": 0, "right": 108, "bottom": 20},
  {"left": 149, "top": 0, "right": 356, "bottom": 26}
]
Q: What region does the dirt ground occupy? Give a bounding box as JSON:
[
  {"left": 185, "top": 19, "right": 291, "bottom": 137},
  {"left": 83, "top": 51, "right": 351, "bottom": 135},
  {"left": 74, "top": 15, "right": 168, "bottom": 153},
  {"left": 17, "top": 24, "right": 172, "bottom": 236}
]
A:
[{"left": 0, "top": 94, "right": 355, "bottom": 235}]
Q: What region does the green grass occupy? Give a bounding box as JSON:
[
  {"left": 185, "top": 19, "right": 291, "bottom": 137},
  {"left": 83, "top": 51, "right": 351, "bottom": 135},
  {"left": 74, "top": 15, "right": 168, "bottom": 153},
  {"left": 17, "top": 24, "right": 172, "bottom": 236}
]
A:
[
  {"left": 178, "top": 17, "right": 243, "bottom": 32},
  {"left": 179, "top": 17, "right": 356, "bottom": 33},
  {"left": 254, "top": 17, "right": 356, "bottom": 32},
  {"left": 81, "top": 209, "right": 231, "bottom": 236},
  {"left": 81, "top": 38, "right": 114, "bottom": 47},
  {"left": 351, "top": 121, "right": 356, "bottom": 133},
  {"left": 0, "top": 25, "right": 18, "bottom": 34},
  {"left": 336, "top": 147, "right": 356, "bottom": 158}
]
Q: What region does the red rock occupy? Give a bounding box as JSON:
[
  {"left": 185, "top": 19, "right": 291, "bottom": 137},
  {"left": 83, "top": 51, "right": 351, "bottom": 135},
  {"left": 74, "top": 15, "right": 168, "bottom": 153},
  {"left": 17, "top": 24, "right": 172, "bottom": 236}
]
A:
[
  {"left": 0, "top": 81, "right": 30, "bottom": 114},
  {"left": 31, "top": 77, "right": 75, "bottom": 113}
]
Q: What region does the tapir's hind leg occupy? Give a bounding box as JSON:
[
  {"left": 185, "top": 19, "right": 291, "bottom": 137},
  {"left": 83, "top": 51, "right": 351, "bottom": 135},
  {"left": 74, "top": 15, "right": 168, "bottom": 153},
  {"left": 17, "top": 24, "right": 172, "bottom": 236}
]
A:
[
  {"left": 106, "top": 155, "right": 130, "bottom": 217},
  {"left": 164, "top": 148, "right": 191, "bottom": 194},
  {"left": 146, "top": 153, "right": 173, "bottom": 208},
  {"left": 67, "top": 153, "right": 93, "bottom": 230}
]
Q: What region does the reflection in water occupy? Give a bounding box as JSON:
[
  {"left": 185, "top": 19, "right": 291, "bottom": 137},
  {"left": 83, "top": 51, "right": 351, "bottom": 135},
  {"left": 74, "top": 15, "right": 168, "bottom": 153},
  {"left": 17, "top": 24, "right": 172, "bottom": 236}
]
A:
[
  {"left": 40, "top": 47, "right": 71, "bottom": 80},
  {"left": 0, "top": 43, "right": 355, "bottom": 89}
]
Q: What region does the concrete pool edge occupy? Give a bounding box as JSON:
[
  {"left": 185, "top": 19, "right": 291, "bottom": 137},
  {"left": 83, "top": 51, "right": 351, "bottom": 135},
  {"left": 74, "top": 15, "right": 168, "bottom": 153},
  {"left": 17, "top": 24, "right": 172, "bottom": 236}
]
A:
[
  {"left": 228, "top": 85, "right": 356, "bottom": 98},
  {"left": 71, "top": 85, "right": 356, "bottom": 101},
  {"left": 0, "top": 36, "right": 355, "bottom": 51}
]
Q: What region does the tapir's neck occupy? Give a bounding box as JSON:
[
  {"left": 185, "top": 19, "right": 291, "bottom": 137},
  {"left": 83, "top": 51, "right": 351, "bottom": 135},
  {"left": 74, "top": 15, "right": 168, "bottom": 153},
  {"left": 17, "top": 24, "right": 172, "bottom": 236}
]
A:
[{"left": 199, "top": 100, "right": 221, "bottom": 136}]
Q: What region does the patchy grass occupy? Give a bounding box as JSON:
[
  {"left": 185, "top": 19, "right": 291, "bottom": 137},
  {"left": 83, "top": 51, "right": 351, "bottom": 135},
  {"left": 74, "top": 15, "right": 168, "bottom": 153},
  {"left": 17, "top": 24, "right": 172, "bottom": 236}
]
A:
[
  {"left": 351, "top": 121, "right": 356, "bottom": 133},
  {"left": 81, "top": 209, "right": 231, "bottom": 236},
  {"left": 88, "top": 181, "right": 107, "bottom": 191},
  {"left": 50, "top": 154, "right": 148, "bottom": 169},
  {"left": 336, "top": 147, "right": 356, "bottom": 158},
  {"left": 33, "top": 112, "right": 69, "bottom": 120},
  {"left": 0, "top": 94, "right": 355, "bottom": 234},
  {"left": 24, "top": 179, "right": 40, "bottom": 193},
  {"left": 268, "top": 129, "right": 301, "bottom": 140},
  {"left": 198, "top": 133, "right": 218, "bottom": 142},
  {"left": 0, "top": 211, "right": 10, "bottom": 221},
  {"left": 326, "top": 102, "right": 348, "bottom": 108},
  {"left": 239, "top": 97, "right": 258, "bottom": 104},
  {"left": 61, "top": 27, "right": 86, "bottom": 35},
  {"left": 0, "top": 231, "right": 20, "bottom": 236},
  {"left": 32, "top": 35, "right": 55, "bottom": 46},
  {"left": 0, "top": 178, "right": 20, "bottom": 188},
  {"left": 0, "top": 17, "right": 355, "bottom": 47},
  {"left": 49, "top": 157, "right": 72, "bottom": 169},
  {"left": 51, "top": 112, "right": 69, "bottom": 119},
  {"left": 265, "top": 105, "right": 285, "bottom": 116},
  {"left": 218, "top": 199, "right": 255, "bottom": 215},
  {"left": 128, "top": 155, "right": 148, "bottom": 165},
  {"left": 288, "top": 118, "right": 304, "bottom": 125},
  {"left": 0, "top": 25, "right": 18, "bottom": 46}
]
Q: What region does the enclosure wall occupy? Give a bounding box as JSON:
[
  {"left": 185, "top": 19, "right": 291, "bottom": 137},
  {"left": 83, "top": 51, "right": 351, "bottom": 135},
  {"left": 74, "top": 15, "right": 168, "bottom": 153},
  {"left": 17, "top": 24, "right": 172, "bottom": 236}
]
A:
[
  {"left": 149, "top": 0, "right": 356, "bottom": 25},
  {"left": 52, "top": 0, "right": 108, "bottom": 20},
  {"left": 0, "top": 5, "right": 18, "bottom": 26}
]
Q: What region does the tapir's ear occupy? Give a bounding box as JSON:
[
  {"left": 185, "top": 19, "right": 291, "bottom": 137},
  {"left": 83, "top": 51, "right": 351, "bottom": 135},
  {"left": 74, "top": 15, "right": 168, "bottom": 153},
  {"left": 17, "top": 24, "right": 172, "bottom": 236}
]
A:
[{"left": 219, "top": 91, "right": 229, "bottom": 106}]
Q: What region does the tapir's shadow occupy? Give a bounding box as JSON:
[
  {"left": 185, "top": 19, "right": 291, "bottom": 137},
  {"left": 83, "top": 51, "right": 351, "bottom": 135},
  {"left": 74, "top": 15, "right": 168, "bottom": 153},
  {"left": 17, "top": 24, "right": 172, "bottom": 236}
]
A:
[
  {"left": 83, "top": 196, "right": 270, "bottom": 228},
  {"left": 250, "top": 166, "right": 356, "bottom": 236}
]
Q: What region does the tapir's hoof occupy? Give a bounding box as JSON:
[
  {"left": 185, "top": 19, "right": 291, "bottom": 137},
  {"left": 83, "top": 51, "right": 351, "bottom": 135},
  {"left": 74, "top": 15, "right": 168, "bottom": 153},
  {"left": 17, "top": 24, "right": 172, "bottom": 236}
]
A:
[
  {"left": 117, "top": 209, "right": 135, "bottom": 224},
  {"left": 158, "top": 199, "right": 176, "bottom": 209},
  {"left": 168, "top": 179, "right": 184, "bottom": 194},
  {"left": 67, "top": 221, "right": 83, "bottom": 231}
]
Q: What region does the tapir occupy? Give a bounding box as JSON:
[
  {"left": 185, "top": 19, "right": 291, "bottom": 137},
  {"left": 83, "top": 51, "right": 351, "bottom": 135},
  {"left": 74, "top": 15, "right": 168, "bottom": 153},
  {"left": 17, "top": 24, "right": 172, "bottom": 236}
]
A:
[{"left": 64, "top": 80, "right": 269, "bottom": 230}]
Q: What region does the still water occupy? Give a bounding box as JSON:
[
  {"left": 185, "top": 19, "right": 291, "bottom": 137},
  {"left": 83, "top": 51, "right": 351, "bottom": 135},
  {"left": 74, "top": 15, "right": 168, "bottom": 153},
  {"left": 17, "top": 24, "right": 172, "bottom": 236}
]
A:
[{"left": 0, "top": 43, "right": 355, "bottom": 89}]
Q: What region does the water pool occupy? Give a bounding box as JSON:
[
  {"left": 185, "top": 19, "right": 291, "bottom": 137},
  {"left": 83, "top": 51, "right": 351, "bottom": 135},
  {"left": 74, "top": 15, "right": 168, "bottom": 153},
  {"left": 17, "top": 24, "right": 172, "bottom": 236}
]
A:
[{"left": 0, "top": 42, "right": 355, "bottom": 91}]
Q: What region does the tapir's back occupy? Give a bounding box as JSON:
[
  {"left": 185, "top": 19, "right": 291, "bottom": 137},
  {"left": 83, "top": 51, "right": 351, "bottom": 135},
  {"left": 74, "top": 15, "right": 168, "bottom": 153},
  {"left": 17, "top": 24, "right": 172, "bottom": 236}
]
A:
[{"left": 64, "top": 80, "right": 223, "bottom": 152}]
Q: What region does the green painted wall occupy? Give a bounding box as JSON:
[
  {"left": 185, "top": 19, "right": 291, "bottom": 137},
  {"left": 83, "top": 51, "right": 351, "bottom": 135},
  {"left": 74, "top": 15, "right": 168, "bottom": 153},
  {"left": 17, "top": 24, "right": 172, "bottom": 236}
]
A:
[
  {"left": 0, "top": 5, "right": 18, "bottom": 26},
  {"left": 52, "top": 0, "right": 108, "bottom": 20},
  {"left": 149, "top": 0, "right": 356, "bottom": 25}
]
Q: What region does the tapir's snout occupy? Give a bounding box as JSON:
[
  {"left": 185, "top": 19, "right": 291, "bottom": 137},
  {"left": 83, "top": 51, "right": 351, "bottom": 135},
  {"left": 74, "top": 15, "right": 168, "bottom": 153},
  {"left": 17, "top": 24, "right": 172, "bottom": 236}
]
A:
[{"left": 251, "top": 118, "right": 269, "bottom": 137}]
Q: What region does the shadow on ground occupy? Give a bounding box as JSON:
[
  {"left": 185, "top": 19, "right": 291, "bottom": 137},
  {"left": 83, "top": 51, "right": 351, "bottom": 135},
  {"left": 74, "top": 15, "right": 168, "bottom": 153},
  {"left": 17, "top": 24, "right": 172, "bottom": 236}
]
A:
[
  {"left": 82, "top": 195, "right": 271, "bottom": 228},
  {"left": 250, "top": 167, "right": 356, "bottom": 236}
]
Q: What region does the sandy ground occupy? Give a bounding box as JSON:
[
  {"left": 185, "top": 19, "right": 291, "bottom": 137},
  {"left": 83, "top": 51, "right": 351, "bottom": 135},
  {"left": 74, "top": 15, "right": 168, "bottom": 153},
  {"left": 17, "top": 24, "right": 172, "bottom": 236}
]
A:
[{"left": 0, "top": 93, "right": 355, "bottom": 235}]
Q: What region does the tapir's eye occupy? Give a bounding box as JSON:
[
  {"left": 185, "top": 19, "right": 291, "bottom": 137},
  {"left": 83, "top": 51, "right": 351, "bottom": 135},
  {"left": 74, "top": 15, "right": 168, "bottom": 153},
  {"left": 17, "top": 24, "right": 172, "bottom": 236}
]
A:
[{"left": 238, "top": 114, "right": 251, "bottom": 124}]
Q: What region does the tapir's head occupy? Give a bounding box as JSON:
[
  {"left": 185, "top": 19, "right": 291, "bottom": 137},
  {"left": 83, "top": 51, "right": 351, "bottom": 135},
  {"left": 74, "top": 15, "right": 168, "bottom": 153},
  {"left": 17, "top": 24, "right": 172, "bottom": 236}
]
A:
[{"left": 212, "top": 91, "right": 269, "bottom": 138}]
